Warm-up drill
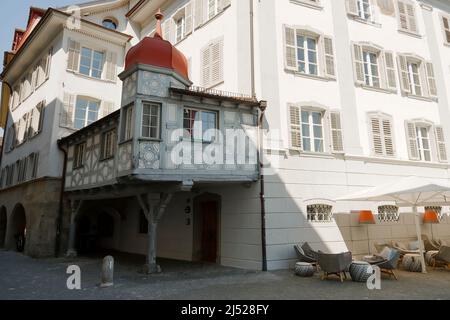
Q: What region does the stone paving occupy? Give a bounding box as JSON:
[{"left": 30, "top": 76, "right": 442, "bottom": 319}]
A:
[{"left": 0, "top": 250, "right": 449, "bottom": 300}]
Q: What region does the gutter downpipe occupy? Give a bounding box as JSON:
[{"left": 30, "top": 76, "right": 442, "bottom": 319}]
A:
[
  {"left": 0, "top": 79, "right": 12, "bottom": 167},
  {"left": 55, "top": 140, "right": 68, "bottom": 257},
  {"left": 249, "top": 0, "right": 267, "bottom": 272}
]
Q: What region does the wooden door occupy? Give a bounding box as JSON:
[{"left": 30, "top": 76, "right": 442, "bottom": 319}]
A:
[{"left": 201, "top": 201, "right": 218, "bottom": 263}]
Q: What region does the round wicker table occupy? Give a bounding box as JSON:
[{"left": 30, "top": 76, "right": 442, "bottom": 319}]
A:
[
  {"left": 349, "top": 261, "right": 372, "bottom": 283},
  {"left": 294, "top": 262, "right": 315, "bottom": 277},
  {"left": 402, "top": 254, "right": 422, "bottom": 272}
]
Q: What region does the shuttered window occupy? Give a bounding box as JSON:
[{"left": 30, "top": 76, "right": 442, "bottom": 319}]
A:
[
  {"left": 369, "top": 114, "right": 395, "bottom": 157},
  {"left": 284, "top": 26, "right": 335, "bottom": 79},
  {"left": 435, "top": 126, "right": 448, "bottom": 162},
  {"left": 443, "top": 16, "right": 450, "bottom": 44},
  {"left": 405, "top": 121, "right": 447, "bottom": 163},
  {"left": 201, "top": 38, "right": 224, "bottom": 88},
  {"left": 73, "top": 142, "right": 86, "bottom": 169},
  {"left": 397, "top": 55, "right": 436, "bottom": 98},
  {"left": 330, "top": 112, "right": 344, "bottom": 153},
  {"left": 397, "top": 0, "right": 418, "bottom": 34}
]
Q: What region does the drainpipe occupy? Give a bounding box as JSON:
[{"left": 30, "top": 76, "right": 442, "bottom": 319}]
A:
[
  {"left": 249, "top": 0, "right": 267, "bottom": 271},
  {"left": 0, "top": 79, "right": 12, "bottom": 167},
  {"left": 55, "top": 140, "right": 68, "bottom": 257}
]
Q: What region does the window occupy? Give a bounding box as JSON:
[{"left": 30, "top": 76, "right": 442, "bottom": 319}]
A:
[
  {"left": 139, "top": 210, "right": 148, "bottom": 234},
  {"left": 11, "top": 86, "right": 20, "bottom": 110},
  {"left": 208, "top": 0, "right": 218, "bottom": 19},
  {"left": 301, "top": 110, "right": 324, "bottom": 152},
  {"left": 363, "top": 51, "right": 380, "bottom": 87},
  {"left": 357, "top": 0, "right": 371, "bottom": 20},
  {"left": 398, "top": 55, "right": 436, "bottom": 98},
  {"left": 79, "top": 47, "right": 104, "bottom": 78},
  {"left": 28, "top": 101, "right": 45, "bottom": 138},
  {"left": 295, "top": 0, "right": 322, "bottom": 9},
  {"left": 352, "top": 43, "right": 397, "bottom": 91},
  {"left": 284, "top": 26, "right": 335, "bottom": 79},
  {"left": 369, "top": 114, "right": 395, "bottom": 157},
  {"left": 396, "top": 0, "right": 418, "bottom": 34},
  {"left": 142, "top": 103, "right": 160, "bottom": 139},
  {"left": 73, "top": 142, "right": 86, "bottom": 169},
  {"left": 378, "top": 205, "right": 400, "bottom": 222},
  {"left": 74, "top": 97, "right": 100, "bottom": 129},
  {"left": 101, "top": 129, "right": 117, "bottom": 160},
  {"left": 176, "top": 16, "right": 185, "bottom": 42},
  {"left": 442, "top": 15, "right": 450, "bottom": 44},
  {"left": 307, "top": 204, "right": 333, "bottom": 222},
  {"left": 102, "top": 19, "right": 117, "bottom": 30},
  {"left": 201, "top": 38, "right": 224, "bottom": 88},
  {"left": 289, "top": 105, "right": 344, "bottom": 153},
  {"left": 416, "top": 126, "right": 431, "bottom": 162},
  {"left": 124, "top": 106, "right": 134, "bottom": 141},
  {"left": 183, "top": 108, "right": 218, "bottom": 143}
]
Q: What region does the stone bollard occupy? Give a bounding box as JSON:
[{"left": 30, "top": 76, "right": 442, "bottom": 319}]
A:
[{"left": 100, "top": 256, "right": 114, "bottom": 288}]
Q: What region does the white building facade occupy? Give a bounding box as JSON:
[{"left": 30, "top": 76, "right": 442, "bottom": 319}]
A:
[{"left": 0, "top": 0, "right": 450, "bottom": 271}]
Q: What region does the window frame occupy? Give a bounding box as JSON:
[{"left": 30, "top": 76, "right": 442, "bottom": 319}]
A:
[
  {"left": 100, "top": 129, "right": 117, "bottom": 161},
  {"left": 407, "top": 61, "right": 422, "bottom": 96},
  {"left": 295, "top": 33, "right": 319, "bottom": 76},
  {"left": 300, "top": 109, "right": 325, "bottom": 153},
  {"left": 141, "top": 102, "right": 161, "bottom": 140},
  {"left": 74, "top": 96, "right": 100, "bottom": 130},
  {"left": 441, "top": 14, "right": 450, "bottom": 45},
  {"left": 73, "top": 142, "right": 87, "bottom": 169},
  {"left": 183, "top": 107, "right": 219, "bottom": 143},
  {"left": 396, "top": 0, "right": 419, "bottom": 36},
  {"left": 362, "top": 49, "right": 381, "bottom": 88},
  {"left": 415, "top": 125, "right": 432, "bottom": 162},
  {"left": 79, "top": 46, "right": 105, "bottom": 79},
  {"left": 357, "top": 0, "right": 372, "bottom": 21},
  {"left": 122, "top": 104, "right": 134, "bottom": 142}
]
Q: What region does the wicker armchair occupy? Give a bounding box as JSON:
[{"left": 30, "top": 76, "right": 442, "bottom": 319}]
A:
[
  {"left": 294, "top": 244, "right": 317, "bottom": 264},
  {"left": 317, "top": 251, "right": 352, "bottom": 282},
  {"left": 430, "top": 246, "right": 450, "bottom": 268},
  {"left": 372, "top": 248, "right": 401, "bottom": 280}
]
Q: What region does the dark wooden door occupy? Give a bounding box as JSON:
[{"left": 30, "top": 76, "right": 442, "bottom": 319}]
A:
[{"left": 201, "top": 201, "right": 218, "bottom": 263}]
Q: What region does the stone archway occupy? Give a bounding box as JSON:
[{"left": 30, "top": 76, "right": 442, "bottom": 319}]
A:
[
  {"left": 0, "top": 206, "right": 7, "bottom": 248},
  {"left": 6, "top": 204, "right": 27, "bottom": 252}
]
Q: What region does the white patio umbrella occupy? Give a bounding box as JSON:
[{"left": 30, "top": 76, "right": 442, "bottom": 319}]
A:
[{"left": 336, "top": 176, "right": 450, "bottom": 274}]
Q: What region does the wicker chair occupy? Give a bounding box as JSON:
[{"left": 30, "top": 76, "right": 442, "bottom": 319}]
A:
[
  {"left": 391, "top": 241, "right": 420, "bottom": 256},
  {"left": 317, "top": 251, "right": 352, "bottom": 282},
  {"left": 430, "top": 246, "right": 450, "bottom": 268},
  {"left": 294, "top": 244, "right": 317, "bottom": 264},
  {"left": 372, "top": 248, "right": 401, "bottom": 280}
]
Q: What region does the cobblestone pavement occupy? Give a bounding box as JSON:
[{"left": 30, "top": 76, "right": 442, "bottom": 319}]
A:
[{"left": 0, "top": 250, "right": 449, "bottom": 300}]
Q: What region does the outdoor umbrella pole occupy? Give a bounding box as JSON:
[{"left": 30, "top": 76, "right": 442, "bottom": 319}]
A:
[{"left": 413, "top": 206, "right": 427, "bottom": 274}]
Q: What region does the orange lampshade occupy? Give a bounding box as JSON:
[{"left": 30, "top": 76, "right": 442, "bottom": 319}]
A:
[
  {"left": 423, "top": 210, "right": 439, "bottom": 224},
  {"left": 359, "top": 210, "right": 376, "bottom": 224}
]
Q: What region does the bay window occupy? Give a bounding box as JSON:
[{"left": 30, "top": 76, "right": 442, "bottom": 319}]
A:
[{"left": 183, "top": 108, "right": 218, "bottom": 143}]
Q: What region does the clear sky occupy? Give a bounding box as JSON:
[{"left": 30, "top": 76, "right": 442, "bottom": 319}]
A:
[{"left": 0, "top": 0, "right": 77, "bottom": 135}]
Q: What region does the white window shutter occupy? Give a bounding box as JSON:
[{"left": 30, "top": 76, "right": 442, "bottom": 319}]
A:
[
  {"left": 442, "top": 16, "right": 450, "bottom": 44},
  {"left": 102, "top": 101, "right": 115, "bottom": 118},
  {"left": 210, "top": 39, "right": 224, "bottom": 86},
  {"left": 370, "top": 2, "right": 380, "bottom": 23},
  {"left": 37, "top": 101, "right": 45, "bottom": 133},
  {"left": 397, "top": 55, "right": 410, "bottom": 94},
  {"left": 352, "top": 43, "right": 365, "bottom": 84},
  {"left": 435, "top": 126, "right": 448, "bottom": 162},
  {"left": 346, "top": 0, "right": 359, "bottom": 16},
  {"left": 30, "top": 104, "right": 40, "bottom": 137},
  {"left": 105, "top": 51, "right": 117, "bottom": 82},
  {"left": 284, "top": 26, "right": 297, "bottom": 71},
  {"left": 330, "top": 111, "right": 344, "bottom": 153},
  {"left": 45, "top": 48, "right": 52, "bottom": 79},
  {"left": 370, "top": 117, "right": 384, "bottom": 156},
  {"left": 419, "top": 61, "right": 429, "bottom": 98},
  {"left": 406, "top": 3, "right": 418, "bottom": 33},
  {"left": 289, "top": 105, "right": 302, "bottom": 149},
  {"left": 67, "top": 39, "right": 80, "bottom": 72},
  {"left": 169, "top": 19, "right": 176, "bottom": 44},
  {"left": 398, "top": 1, "right": 409, "bottom": 31},
  {"left": 60, "top": 93, "right": 75, "bottom": 129},
  {"left": 323, "top": 36, "right": 336, "bottom": 78},
  {"left": 201, "top": 46, "right": 211, "bottom": 87},
  {"left": 383, "top": 51, "right": 397, "bottom": 91},
  {"left": 194, "top": 0, "right": 204, "bottom": 29},
  {"left": 185, "top": 2, "right": 193, "bottom": 35},
  {"left": 426, "top": 62, "right": 437, "bottom": 98},
  {"left": 382, "top": 118, "right": 395, "bottom": 156},
  {"left": 405, "top": 121, "right": 419, "bottom": 160}
]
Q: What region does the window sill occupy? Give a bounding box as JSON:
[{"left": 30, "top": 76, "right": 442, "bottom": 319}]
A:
[
  {"left": 204, "top": 81, "right": 225, "bottom": 90},
  {"left": 138, "top": 137, "right": 162, "bottom": 143},
  {"left": 285, "top": 69, "right": 335, "bottom": 82},
  {"left": 289, "top": 0, "right": 323, "bottom": 10},
  {"left": 119, "top": 139, "right": 133, "bottom": 145},
  {"left": 288, "top": 149, "right": 339, "bottom": 159},
  {"left": 404, "top": 94, "right": 437, "bottom": 102},
  {"left": 67, "top": 70, "right": 116, "bottom": 84},
  {"left": 348, "top": 15, "right": 381, "bottom": 28},
  {"left": 357, "top": 84, "right": 397, "bottom": 94},
  {"left": 398, "top": 29, "right": 422, "bottom": 39}
]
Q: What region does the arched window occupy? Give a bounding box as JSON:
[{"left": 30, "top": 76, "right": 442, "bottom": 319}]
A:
[{"left": 102, "top": 18, "right": 118, "bottom": 30}]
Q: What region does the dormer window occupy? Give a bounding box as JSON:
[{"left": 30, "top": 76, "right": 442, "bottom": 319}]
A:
[{"left": 102, "top": 18, "right": 117, "bottom": 30}]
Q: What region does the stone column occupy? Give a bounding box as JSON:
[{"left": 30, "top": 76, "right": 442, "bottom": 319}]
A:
[{"left": 66, "top": 200, "right": 82, "bottom": 258}]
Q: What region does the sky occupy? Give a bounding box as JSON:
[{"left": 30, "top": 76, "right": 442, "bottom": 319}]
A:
[{"left": 0, "top": 0, "right": 77, "bottom": 135}]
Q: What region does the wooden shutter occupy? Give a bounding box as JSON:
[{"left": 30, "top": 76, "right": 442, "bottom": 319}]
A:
[
  {"left": 284, "top": 26, "right": 297, "bottom": 71},
  {"left": 419, "top": 61, "right": 429, "bottom": 97},
  {"left": 370, "top": 117, "right": 384, "bottom": 156},
  {"left": 405, "top": 121, "right": 419, "bottom": 160},
  {"left": 67, "top": 39, "right": 80, "bottom": 72},
  {"left": 185, "top": 2, "right": 193, "bottom": 35},
  {"left": 330, "top": 111, "right": 344, "bottom": 153},
  {"left": 60, "top": 93, "right": 75, "bottom": 128},
  {"left": 384, "top": 51, "right": 397, "bottom": 90},
  {"left": 210, "top": 39, "right": 224, "bottom": 86},
  {"left": 31, "top": 153, "right": 39, "bottom": 179},
  {"left": 201, "top": 45, "right": 211, "bottom": 87},
  {"left": 346, "top": 0, "right": 359, "bottom": 16},
  {"left": 323, "top": 36, "right": 336, "bottom": 78},
  {"left": 398, "top": 1, "right": 409, "bottom": 31},
  {"left": 443, "top": 16, "right": 450, "bottom": 44},
  {"left": 426, "top": 62, "right": 437, "bottom": 98},
  {"left": 194, "top": 0, "right": 204, "bottom": 28},
  {"left": 102, "top": 101, "right": 115, "bottom": 118},
  {"left": 37, "top": 101, "right": 45, "bottom": 133},
  {"left": 382, "top": 118, "right": 395, "bottom": 156},
  {"left": 105, "top": 52, "right": 117, "bottom": 82},
  {"left": 45, "top": 48, "right": 52, "bottom": 79},
  {"left": 405, "top": 2, "right": 417, "bottom": 33},
  {"left": 397, "top": 55, "right": 410, "bottom": 94},
  {"left": 352, "top": 43, "right": 365, "bottom": 84},
  {"left": 435, "top": 126, "right": 447, "bottom": 162},
  {"left": 289, "top": 105, "right": 302, "bottom": 149}
]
